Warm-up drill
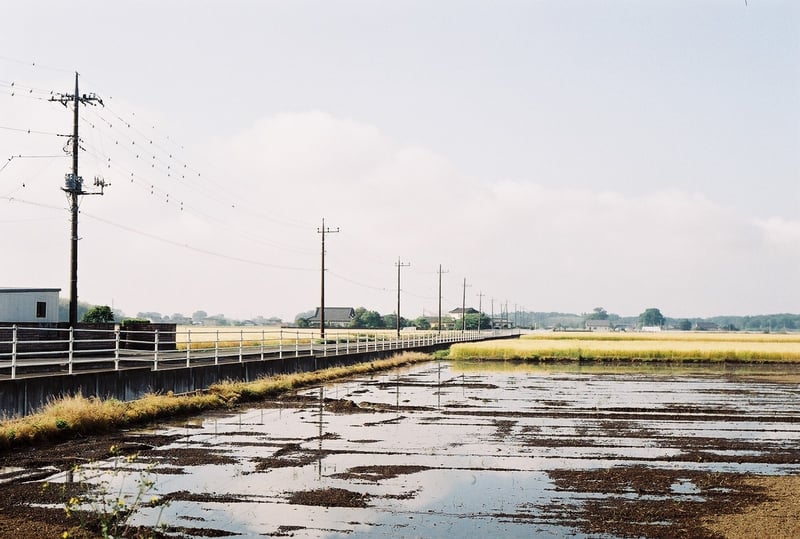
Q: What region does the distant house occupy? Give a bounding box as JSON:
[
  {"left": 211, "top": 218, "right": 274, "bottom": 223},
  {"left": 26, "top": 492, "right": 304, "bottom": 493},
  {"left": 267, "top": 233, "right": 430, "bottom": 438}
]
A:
[
  {"left": 448, "top": 307, "right": 479, "bottom": 321},
  {"left": 306, "top": 307, "right": 355, "bottom": 328},
  {"left": 586, "top": 319, "right": 612, "bottom": 332},
  {"left": 0, "top": 287, "right": 61, "bottom": 323}
]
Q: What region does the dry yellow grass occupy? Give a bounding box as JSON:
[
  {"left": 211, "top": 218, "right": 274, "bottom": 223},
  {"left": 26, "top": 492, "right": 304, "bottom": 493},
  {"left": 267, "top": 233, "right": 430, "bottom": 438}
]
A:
[
  {"left": 0, "top": 351, "right": 430, "bottom": 450},
  {"left": 450, "top": 331, "right": 800, "bottom": 362}
]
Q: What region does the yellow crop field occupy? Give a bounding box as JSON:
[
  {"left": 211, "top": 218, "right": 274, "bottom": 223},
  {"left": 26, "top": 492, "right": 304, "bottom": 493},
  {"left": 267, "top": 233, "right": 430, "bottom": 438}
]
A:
[{"left": 450, "top": 331, "right": 800, "bottom": 362}]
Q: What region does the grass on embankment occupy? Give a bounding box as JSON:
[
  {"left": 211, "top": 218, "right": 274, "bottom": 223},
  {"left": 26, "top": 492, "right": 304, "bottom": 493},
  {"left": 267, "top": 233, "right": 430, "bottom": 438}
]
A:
[
  {"left": 0, "top": 351, "right": 431, "bottom": 452},
  {"left": 449, "top": 332, "right": 800, "bottom": 363}
]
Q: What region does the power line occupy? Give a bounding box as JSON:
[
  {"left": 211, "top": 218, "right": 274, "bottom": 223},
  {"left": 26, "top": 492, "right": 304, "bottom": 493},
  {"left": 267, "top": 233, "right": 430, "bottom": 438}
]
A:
[
  {"left": 0, "top": 55, "right": 73, "bottom": 73},
  {"left": 1, "top": 194, "right": 317, "bottom": 272},
  {"left": 81, "top": 211, "right": 317, "bottom": 272},
  {"left": 0, "top": 154, "right": 65, "bottom": 176},
  {"left": 0, "top": 125, "right": 65, "bottom": 136}
]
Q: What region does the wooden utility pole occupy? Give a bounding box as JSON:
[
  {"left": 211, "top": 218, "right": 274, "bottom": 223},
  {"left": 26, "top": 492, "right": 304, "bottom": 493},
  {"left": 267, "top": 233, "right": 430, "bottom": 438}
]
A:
[
  {"left": 476, "top": 291, "right": 485, "bottom": 334},
  {"left": 461, "top": 278, "right": 471, "bottom": 333},
  {"left": 437, "top": 264, "right": 449, "bottom": 333},
  {"left": 317, "top": 218, "right": 339, "bottom": 340},
  {"left": 51, "top": 73, "right": 106, "bottom": 326},
  {"left": 395, "top": 258, "right": 410, "bottom": 337}
]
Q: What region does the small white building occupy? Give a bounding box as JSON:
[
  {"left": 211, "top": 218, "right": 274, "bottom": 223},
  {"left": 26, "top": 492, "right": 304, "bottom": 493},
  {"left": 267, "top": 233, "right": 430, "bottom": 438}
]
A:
[{"left": 0, "top": 288, "right": 61, "bottom": 323}]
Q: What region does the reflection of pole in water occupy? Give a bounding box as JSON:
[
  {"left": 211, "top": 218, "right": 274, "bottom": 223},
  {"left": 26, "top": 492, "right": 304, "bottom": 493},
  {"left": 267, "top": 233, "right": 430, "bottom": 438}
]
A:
[
  {"left": 318, "top": 386, "right": 324, "bottom": 478},
  {"left": 437, "top": 360, "right": 442, "bottom": 409},
  {"left": 395, "top": 369, "right": 400, "bottom": 414}
]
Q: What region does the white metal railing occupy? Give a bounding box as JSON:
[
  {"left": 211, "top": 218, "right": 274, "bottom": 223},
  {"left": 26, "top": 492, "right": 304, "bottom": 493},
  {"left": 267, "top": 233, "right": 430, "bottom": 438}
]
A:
[{"left": 0, "top": 325, "right": 519, "bottom": 380}]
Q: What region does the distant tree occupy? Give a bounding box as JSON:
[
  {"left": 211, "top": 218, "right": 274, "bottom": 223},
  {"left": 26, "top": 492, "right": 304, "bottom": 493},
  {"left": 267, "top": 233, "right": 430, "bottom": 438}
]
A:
[
  {"left": 296, "top": 317, "right": 309, "bottom": 328},
  {"left": 82, "top": 305, "right": 115, "bottom": 323},
  {"left": 382, "top": 314, "right": 409, "bottom": 330},
  {"left": 587, "top": 307, "right": 609, "bottom": 320},
  {"left": 677, "top": 319, "right": 692, "bottom": 331},
  {"left": 639, "top": 308, "right": 665, "bottom": 327},
  {"left": 410, "top": 316, "right": 431, "bottom": 330},
  {"left": 59, "top": 299, "right": 92, "bottom": 322},
  {"left": 350, "top": 307, "right": 385, "bottom": 329},
  {"left": 462, "top": 313, "right": 492, "bottom": 330}
]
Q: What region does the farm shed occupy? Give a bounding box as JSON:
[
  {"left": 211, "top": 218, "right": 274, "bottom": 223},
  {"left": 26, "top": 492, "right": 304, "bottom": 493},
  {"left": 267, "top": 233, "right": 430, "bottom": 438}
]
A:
[
  {"left": 586, "top": 319, "right": 612, "bottom": 331},
  {"left": 0, "top": 287, "right": 61, "bottom": 323}
]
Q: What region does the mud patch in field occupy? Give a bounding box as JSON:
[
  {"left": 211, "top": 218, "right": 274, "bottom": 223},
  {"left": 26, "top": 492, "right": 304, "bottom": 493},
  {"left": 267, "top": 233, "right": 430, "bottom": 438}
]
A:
[
  {"left": 543, "top": 467, "right": 769, "bottom": 539},
  {"left": 288, "top": 487, "right": 370, "bottom": 507}
]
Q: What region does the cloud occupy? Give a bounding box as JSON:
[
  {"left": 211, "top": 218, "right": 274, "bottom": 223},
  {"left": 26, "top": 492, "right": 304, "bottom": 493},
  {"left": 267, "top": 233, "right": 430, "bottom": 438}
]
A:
[{"left": 2, "top": 110, "right": 797, "bottom": 320}]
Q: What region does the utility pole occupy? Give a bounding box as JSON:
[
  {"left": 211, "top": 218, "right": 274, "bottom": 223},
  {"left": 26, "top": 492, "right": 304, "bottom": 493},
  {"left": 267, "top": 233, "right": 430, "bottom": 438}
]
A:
[
  {"left": 461, "top": 278, "right": 471, "bottom": 334},
  {"left": 437, "top": 264, "right": 449, "bottom": 334},
  {"left": 476, "top": 291, "right": 485, "bottom": 334},
  {"left": 395, "top": 258, "right": 411, "bottom": 337},
  {"left": 491, "top": 297, "right": 495, "bottom": 332},
  {"left": 317, "top": 218, "right": 339, "bottom": 340},
  {"left": 51, "top": 72, "right": 106, "bottom": 327}
]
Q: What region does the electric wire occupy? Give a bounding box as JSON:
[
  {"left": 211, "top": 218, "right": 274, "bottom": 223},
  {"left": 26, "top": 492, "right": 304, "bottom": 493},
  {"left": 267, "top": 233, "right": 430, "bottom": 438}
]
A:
[
  {"left": 0, "top": 67, "right": 440, "bottom": 311},
  {"left": 0, "top": 194, "right": 317, "bottom": 273},
  {"left": 81, "top": 211, "right": 317, "bottom": 272}
]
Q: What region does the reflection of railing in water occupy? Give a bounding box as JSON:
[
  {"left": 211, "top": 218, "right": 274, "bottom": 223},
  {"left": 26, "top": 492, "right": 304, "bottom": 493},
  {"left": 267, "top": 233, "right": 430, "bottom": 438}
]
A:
[{"left": 0, "top": 325, "right": 519, "bottom": 380}]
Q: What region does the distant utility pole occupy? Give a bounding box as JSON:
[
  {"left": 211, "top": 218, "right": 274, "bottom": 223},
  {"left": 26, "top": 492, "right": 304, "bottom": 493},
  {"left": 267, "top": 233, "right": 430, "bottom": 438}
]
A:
[
  {"left": 395, "top": 258, "right": 411, "bottom": 337},
  {"left": 317, "top": 218, "right": 339, "bottom": 340},
  {"left": 461, "top": 278, "right": 471, "bottom": 334},
  {"left": 50, "top": 72, "right": 106, "bottom": 327},
  {"left": 437, "top": 264, "right": 449, "bottom": 334},
  {"left": 476, "top": 291, "right": 485, "bottom": 334}
]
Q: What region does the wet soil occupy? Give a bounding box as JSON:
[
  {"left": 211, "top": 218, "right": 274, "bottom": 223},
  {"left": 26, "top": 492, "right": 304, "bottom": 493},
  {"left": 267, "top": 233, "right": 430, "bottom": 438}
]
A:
[{"left": 2, "top": 362, "right": 800, "bottom": 538}]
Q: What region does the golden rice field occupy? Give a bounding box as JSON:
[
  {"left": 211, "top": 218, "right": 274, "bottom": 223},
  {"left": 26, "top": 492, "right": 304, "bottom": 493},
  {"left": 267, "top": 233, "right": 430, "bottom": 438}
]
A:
[
  {"left": 173, "top": 326, "right": 405, "bottom": 350},
  {"left": 450, "top": 331, "right": 800, "bottom": 362}
]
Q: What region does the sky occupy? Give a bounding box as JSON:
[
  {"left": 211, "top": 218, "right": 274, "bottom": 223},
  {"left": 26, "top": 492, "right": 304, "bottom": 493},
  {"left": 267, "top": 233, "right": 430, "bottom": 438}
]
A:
[{"left": 0, "top": 0, "right": 798, "bottom": 322}]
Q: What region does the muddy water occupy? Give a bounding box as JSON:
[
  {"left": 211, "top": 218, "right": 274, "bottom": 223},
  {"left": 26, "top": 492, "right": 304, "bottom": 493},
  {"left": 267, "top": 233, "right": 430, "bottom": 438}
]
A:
[{"left": 53, "top": 361, "right": 800, "bottom": 537}]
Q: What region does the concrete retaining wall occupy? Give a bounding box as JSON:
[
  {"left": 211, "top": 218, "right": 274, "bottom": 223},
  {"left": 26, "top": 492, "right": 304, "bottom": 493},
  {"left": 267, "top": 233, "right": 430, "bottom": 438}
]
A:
[{"left": 0, "top": 345, "right": 447, "bottom": 418}]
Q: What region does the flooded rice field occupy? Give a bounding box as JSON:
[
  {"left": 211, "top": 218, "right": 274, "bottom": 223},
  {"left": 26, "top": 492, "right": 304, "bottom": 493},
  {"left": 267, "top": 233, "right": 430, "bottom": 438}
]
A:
[{"left": 6, "top": 360, "right": 800, "bottom": 538}]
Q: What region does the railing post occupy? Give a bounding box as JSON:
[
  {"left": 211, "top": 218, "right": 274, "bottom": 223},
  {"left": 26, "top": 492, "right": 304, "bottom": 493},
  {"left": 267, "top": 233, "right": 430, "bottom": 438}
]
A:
[
  {"left": 239, "top": 330, "right": 244, "bottom": 363},
  {"left": 295, "top": 330, "right": 299, "bottom": 357},
  {"left": 346, "top": 333, "right": 349, "bottom": 354},
  {"left": 279, "top": 328, "right": 283, "bottom": 359},
  {"left": 260, "top": 329, "right": 265, "bottom": 361},
  {"left": 335, "top": 334, "right": 339, "bottom": 356},
  {"left": 68, "top": 327, "right": 74, "bottom": 375},
  {"left": 114, "top": 325, "right": 121, "bottom": 370},
  {"left": 153, "top": 329, "right": 160, "bottom": 370},
  {"left": 186, "top": 329, "right": 192, "bottom": 368},
  {"left": 11, "top": 324, "right": 17, "bottom": 379},
  {"left": 215, "top": 330, "right": 220, "bottom": 365}
]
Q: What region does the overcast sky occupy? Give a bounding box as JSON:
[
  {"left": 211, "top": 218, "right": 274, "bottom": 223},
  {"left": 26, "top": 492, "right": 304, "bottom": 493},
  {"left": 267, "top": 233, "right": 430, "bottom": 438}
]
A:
[{"left": 1, "top": 1, "right": 798, "bottom": 321}]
